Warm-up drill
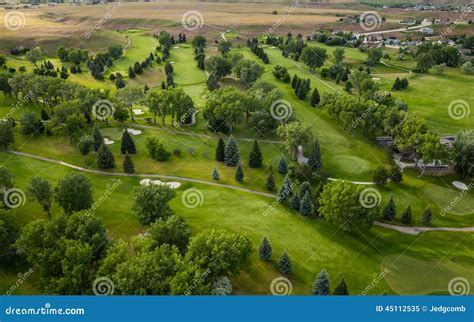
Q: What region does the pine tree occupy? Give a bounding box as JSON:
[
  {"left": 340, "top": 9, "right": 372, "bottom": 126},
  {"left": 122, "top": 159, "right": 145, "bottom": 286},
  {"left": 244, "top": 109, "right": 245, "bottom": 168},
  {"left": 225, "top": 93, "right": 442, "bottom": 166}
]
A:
[
  {"left": 235, "top": 163, "right": 244, "bottom": 183},
  {"left": 212, "top": 167, "right": 219, "bottom": 180},
  {"left": 290, "top": 194, "right": 301, "bottom": 210},
  {"left": 382, "top": 195, "right": 396, "bottom": 221},
  {"left": 422, "top": 206, "right": 432, "bottom": 226},
  {"left": 121, "top": 129, "right": 137, "bottom": 155},
  {"left": 278, "top": 252, "right": 293, "bottom": 274},
  {"left": 207, "top": 73, "right": 220, "bottom": 91},
  {"left": 259, "top": 236, "right": 272, "bottom": 261},
  {"left": 215, "top": 137, "right": 225, "bottom": 162},
  {"left": 161, "top": 81, "right": 166, "bottom": 89},
  {"left": 97, "top": 143, "right": 115, "bottom": 169},
  {"left": 266, "top": 166, "right": 276, "bottom": 192},
  {"left": 123, "top": 152, "right": 134, "bottom": 173},
  {"left": 248, "top": 140, "right": 263, "bottom": 168},
  {"left": 333, "top": 278, "right": 349, "bottom": 295},
  {"left": 300, "top": 191, "right": 313, "bottom": 216},
  {"left": 128, "top": 66, "right": 136, "bottom": 79},
  {"left": 308, "top": 139, "right": 322, "bottom": 172},
  {"left": 389, "top": 165, "right": 403, "bottom": 183},
  {"left": 310, "top": 87, "right": 320, "bottom": 107},
  {"left": 313, "top": 269, "right": 330, "bottom": 295},
  {"left": 392, "top": 77, "right": 401, "bottom": 90},
  {"left": 278, "top": 156, "right": 288, "bottom": 174},
  {"left": 277, "top": 174, "right": 292, "bottom": 203},
  {"left": 401, "top": 205, "right": 412, "bottom": 225},
  {"left": 92, "top": 125, "right": 103, "bottom": 152},
  {"left": 299, "top": 181, "right": 312, "bottom": 199},
  {"left": 291, "top": 74, "right": 298, "bottom": 89},
  {"left": 224, "top": 135, "right": 240, "bottom": 167}
]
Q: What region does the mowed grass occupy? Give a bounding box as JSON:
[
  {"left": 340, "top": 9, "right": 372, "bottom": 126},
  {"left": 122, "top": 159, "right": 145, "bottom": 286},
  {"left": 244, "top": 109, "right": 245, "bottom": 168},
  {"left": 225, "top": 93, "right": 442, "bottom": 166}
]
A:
[{"left": 1, "top": 152, "right": 473, "bottom": 295}]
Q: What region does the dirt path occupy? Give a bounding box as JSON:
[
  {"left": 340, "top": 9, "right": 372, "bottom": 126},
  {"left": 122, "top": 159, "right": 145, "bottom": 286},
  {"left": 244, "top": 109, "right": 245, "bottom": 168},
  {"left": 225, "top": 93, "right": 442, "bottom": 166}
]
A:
[{"left": 375, "top": 222, "right": 474, "bottom": 235}]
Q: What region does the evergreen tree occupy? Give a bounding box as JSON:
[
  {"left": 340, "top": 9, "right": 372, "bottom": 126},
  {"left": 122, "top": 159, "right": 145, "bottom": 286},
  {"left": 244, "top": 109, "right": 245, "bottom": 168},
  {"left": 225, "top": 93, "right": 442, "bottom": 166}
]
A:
[
  {"left": 422, "top": 206, "right": 432, "bottom": 226},
  {"left": 300, "top": 191, "right": 313, "bottom": 216},
  {"left": 401, "top": 205, "right": 412, "bottom": 225},
  {"left": 310, "top": 87, "right": 320, "bottom": 107},
  {"left": 161, "top": 81, "right": 166, "bottom": 89},
  {"left": 290, "top": 194, "right": 301, "bottom": 210},
  {"left": 389, "top": 166, "right": 403, "bottom": 183},
  {"left": 278, "top": 156, "right": 288, "bottom": 174},
  {"left": 291, "top": 74, "right": 299, "bottom": 89},
  {"left": 235, "top": 163, "right": 244, "bottom": 183},
  {"left": 212, "top": 167, "right": 219, "bottom": 180},
  {"left": 215, "top": 137, "right": 225, "bottom": 162},
  {"left": 121, "top": 129, "right": 137, "bottom": 155},
  {"left": 308, "top": 139, "right": 322, "bottom": 172},
  {"left": 248, "top": 140, "right": 263, "bottom": 168},
  {"left": 278, "top": 252, "right": 292, "bottom": 274},
  {"left": 333, "top": 278, "right": 349, "bottom": 295},
  {"left": 382, "top": 195, "right": 396, "bottom": 221},
  {"left": 313, "top": 269, "right": 330, "bottom": 295},
  {"left": 123, "top": 153, "right": 135, "bottom": 174},
  {"left": 392, "top": 77, "right": 401, "bottom": 90},
  {"left": 128, "top": 66, "right": 136, "bottom": 79},
  {"left": 277, "top": 174, "right": 292, "bottom": 202},
  {"left": 299, "top": 181, "right": 312, "bottom": 199},
  {"left": 224, "top": 135, "right": 240, "bottom": 167},
  {"left": 259, "top": 236, "right": 272, "bottom": 261},
  {"left": 97, "top": 143, "right": 115, "bottom": 169},
  {"left": 92, "top": 124, "right": 103, "bottom": 152},
  {"left": 207, "top": 73, "right": 220, "bottom": 91},
  {"left": 266, "top": 166, "right": 276, "bottom": 192}
]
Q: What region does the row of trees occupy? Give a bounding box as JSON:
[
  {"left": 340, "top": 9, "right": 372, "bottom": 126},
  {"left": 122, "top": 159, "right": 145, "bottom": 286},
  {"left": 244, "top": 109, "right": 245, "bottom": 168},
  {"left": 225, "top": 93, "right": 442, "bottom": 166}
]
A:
[{"left": 382, "top": 195, "right": 433, "bottom": 226}]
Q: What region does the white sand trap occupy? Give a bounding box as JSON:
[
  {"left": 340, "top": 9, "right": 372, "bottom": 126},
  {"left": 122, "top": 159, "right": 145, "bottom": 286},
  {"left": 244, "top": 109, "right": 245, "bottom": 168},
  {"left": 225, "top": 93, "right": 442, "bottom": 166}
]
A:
[
  {"left": 140, "top": 179, "right": 151, "bottom": 186},
  {"left": 140, "top": 178, "right": 181, "bottom": 189},
  {"left": 372, "top": 77, "right": 380, "bottom": 81},
  {"left": 170, "top": 61, "right": 175, "bottom": 64},
  {"left": 133, "top": 109, "right": 144, "bottom": 115},
  {"left": 173, "top": 46, "right": 179, "bottom": 49},
  {"left": 103, "top": 138, "right": 114, "bottom": 145},
  {"left": 452, "top": 181, "right": 469, "bottom": 190},
  {"left": 127, "top": 128, "right": 142, "bottom": 135},
  {"left": 269, "top": 46, "right": 276, "bottom": 49}
]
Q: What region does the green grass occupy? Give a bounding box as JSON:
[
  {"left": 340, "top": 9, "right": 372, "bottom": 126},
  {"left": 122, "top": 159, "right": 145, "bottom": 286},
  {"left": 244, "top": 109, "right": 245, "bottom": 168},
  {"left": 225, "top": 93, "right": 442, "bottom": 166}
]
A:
[{"left": 1, "top": 152, "right": 472, "bottom": 295}]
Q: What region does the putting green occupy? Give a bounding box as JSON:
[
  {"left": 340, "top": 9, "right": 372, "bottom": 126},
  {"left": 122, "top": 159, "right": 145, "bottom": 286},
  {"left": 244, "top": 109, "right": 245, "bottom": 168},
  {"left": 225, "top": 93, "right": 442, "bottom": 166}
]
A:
[
  {"left": 424, "top": 185, "right": 474, "bottom": 216},
  {"left": 381, "top": 255, "right": 473, "bottom": 295}
]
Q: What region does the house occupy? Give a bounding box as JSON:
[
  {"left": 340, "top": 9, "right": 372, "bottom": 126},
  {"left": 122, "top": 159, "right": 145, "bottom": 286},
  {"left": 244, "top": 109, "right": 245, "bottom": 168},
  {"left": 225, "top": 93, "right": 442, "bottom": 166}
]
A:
[
  {"left": 417, "top": 160, "right": 452, "bottom": 176},
  {"left": 376, "top": 136, "right": 394, "bottom": 147},
  {"left": 440, "top": 136, "right": 456, "bottom": 149},
  {"left": 434, "top": 18, "right": 451, "bottom": 25},
  {"left": 367, "top": 34, "right": 383, "bottom": 42},
  {"left": 400, "top": 19, "right": 417, "bottom": 26},
  {"left": 420, "top": 27, "right": 434, "bottom": 35}
]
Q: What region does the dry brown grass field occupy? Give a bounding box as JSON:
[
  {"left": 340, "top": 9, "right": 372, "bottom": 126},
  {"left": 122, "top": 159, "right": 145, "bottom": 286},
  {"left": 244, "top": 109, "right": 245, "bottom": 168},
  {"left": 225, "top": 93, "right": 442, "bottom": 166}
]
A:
[{"left": 1, "top": 1, "right": 469, "bottom": 54}]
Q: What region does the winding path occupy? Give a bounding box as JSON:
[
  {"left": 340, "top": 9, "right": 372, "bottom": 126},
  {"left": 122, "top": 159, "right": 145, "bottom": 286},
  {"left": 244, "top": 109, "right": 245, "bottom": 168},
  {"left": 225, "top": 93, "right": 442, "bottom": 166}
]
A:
[{"left": 5, "top": 150, "right": 472, "bottom": 234}]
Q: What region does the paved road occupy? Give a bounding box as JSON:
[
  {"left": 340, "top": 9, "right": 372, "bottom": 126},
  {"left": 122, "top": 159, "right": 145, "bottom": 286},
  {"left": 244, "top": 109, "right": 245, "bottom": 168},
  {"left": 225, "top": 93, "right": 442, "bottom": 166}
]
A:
[
  {"left": 355, "top": 21, "right": 432, "bottom": 38},
  {"left": 375, "top": 221, "right": 474, "bottom": 235}
]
